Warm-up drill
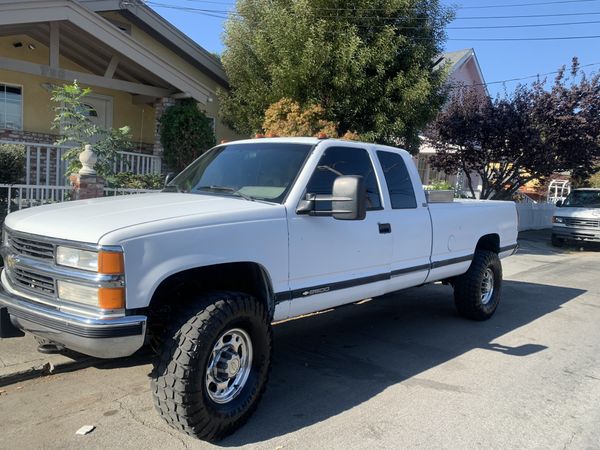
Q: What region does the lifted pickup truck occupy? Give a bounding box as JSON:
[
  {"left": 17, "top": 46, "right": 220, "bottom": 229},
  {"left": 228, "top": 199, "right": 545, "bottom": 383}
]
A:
[{"left": 0, "top": 137, "right": 518, "bottom": 441}]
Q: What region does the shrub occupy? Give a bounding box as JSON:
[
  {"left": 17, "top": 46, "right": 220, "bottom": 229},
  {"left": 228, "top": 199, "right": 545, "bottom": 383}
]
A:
[
  {"left": 424, "top": 179, "right": 454, "bottom": 190},
  {"left": 109, "top": 172, "right": 164, "bottom": 190},
  {"left": 159, "top": 99, "right": 216, "bottom": 172},
  {"left": 588, "top": 167, "right": 600, "bottom": 188},
  {"left": 262, "top": 98, "right": 338, "bottom": 137},
  {"left": 0, "top": 144, "right": 25, "bottom": 184}
]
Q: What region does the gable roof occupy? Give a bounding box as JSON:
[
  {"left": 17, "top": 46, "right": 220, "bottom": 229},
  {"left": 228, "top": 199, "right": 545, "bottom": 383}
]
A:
[
  {"left": 0, "top": 0, "right": 219, "bottom": 102},
  {"left": 434, "top": 48, "right": 487, "bottom": 94},
  {"left": 83, "top": 0, "right": 228, "bottom": 87}
]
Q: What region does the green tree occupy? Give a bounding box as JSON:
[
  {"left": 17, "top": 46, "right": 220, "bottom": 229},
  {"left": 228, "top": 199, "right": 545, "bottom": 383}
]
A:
[
  {"left": 159, "top": 99, "right": 216, "bottom": 172},
  {"left": 220, "top": 0, "right": 453, "bottom": 152},
  {"left": 51, "top": 81, "right": 132, "bottom": 177}
]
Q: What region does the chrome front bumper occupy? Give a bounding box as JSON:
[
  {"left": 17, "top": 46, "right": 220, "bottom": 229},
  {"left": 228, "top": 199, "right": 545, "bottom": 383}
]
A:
[
  {"left": 0, "top": 281, "right": 147, "bottom": 359},
  {"left": 552, "top": 226, "right": 600, "bottom": 242}
]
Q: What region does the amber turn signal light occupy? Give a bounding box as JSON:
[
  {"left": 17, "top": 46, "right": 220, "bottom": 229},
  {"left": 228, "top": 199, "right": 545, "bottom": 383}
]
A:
[
  {"left": 98, "top": 251, "right": 124, "bottom": 274},
  {"left": 98, "top": 287, "right": 125, "bottom": 309}
]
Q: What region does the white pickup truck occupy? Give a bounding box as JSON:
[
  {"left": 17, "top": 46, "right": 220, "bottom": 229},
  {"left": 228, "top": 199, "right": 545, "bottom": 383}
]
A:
[{"left": 0, "top": 137, "right": 518, "bottom": 441}]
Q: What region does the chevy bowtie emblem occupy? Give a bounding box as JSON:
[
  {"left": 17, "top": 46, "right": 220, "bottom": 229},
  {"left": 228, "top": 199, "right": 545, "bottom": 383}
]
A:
[{"left": 5, "top": 254, "right": 17, "bottom": 271}]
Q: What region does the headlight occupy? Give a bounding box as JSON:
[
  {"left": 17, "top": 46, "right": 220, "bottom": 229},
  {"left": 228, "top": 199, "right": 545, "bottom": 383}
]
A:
[
  {"left": 57, "top": 280, "right": 125, "bottom": 310},
  {"left": 56, "top": 246, "right": 98, "bottom": 271},
  {"left": 56, "top": 247, "right": 124, "bottom": 274},
  {"left": 57, "top": 280, "right": 99, "bottom": 307},
  {"left": 552, "top": 216, "right": 565, "bottom": 224}
]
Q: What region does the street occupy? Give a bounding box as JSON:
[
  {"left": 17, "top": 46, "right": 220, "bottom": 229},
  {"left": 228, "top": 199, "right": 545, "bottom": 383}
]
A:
[{"left": 0, "top": 231, "right": 599, "bottom": 449}]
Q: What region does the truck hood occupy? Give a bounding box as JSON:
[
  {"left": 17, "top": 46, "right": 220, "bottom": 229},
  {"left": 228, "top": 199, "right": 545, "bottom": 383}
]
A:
[
  {"left": 556, "top": 207, "right": 600, "bottom": 219},
  {"left": 4, "top": 193, "right": 281, "bottom": 244}
]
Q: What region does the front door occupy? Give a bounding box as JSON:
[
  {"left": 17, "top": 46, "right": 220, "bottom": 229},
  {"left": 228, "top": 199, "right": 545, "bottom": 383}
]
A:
[
  {"left": 287, "top": 145, "right": 392, "bottom": 318},
  {"left": 83, "top": 94, "right": 113, "bottom": 142}
]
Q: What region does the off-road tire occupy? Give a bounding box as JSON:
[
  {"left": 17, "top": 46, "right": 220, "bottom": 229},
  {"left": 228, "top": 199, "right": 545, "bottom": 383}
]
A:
[
  {"left": 551, "top": 234, "right": 565, "bottom": 247},
  {"left": 453, "top": 250, "right": 502, "bottom": 321},
  {"left": 151, "top": 291, "right": 272, "bottom": 441}
]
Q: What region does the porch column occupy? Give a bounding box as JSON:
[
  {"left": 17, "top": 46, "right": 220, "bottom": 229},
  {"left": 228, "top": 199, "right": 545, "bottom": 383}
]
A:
[{"left": 153, "top": 97, "right": 177, "bottom": 158}]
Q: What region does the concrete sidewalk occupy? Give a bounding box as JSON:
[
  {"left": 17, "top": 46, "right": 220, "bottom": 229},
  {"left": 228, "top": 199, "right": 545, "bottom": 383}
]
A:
[{"left": 0, "top": 334, "right": 95, "bottom": 387}]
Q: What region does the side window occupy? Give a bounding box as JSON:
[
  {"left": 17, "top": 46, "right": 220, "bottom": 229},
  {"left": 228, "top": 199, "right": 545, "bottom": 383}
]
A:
[
  {"left": 377, "top": 151, "right": 417, "bottom": 209},
  {"left": 305, "top": 146, "right": 382, "bottom": 211}
]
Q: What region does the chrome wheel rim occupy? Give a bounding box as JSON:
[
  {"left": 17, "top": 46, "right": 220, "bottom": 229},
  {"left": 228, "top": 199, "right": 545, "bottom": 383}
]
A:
[
  {"left": 205, "top": 328, "right": 253, "bottom": 404},
  {"left": 481, "top": 268, "right": 495, "bottom": 305}
]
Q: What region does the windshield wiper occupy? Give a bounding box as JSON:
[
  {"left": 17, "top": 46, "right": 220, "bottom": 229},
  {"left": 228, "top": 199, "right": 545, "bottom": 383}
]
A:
[{"left": 195, "top": 185, "right": 255, "bottom": 201}]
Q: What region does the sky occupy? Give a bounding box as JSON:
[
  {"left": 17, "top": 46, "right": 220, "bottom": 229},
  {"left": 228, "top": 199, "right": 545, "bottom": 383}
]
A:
[{"left": 148, "top": 0, "right": 600, "bottom": 97}]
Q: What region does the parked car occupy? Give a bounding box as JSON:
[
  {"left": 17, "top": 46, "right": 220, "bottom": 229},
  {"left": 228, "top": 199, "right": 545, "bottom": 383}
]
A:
[
  {"left": 0, "top": 137, "right": 518, "bottom": 441},
  {"left": 551, "top": 188, "right": 600, "bottom": 247}
]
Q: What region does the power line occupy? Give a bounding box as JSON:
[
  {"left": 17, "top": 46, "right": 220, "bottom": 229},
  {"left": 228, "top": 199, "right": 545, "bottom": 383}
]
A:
[
  {"left": 448, "top": 20, "right": 600, "bottom": 29},
  {"left": 456, "top": 62, "right": 600, "bottom": 88},
  {"left": 450, "top": 35, "right": 600, "bottom": 41},
  {"left": 145, "top": 2, "right": 600, "bottom": 21},
  {"left": 144, "top": 3, "right": 600, "bottom": 29},
  {"left": 148, "top": 0, "right": 600, "bottom": 10}
]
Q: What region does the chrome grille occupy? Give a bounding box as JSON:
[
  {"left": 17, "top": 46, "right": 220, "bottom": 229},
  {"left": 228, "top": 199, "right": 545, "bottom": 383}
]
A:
[
  {"left": 564, "top": 218, "right": 600, "bottom": 228},
  {"left": 7, "top": 233, "right": 55, "bottom": 260},
  {"left": 10, "top": 267, "right": 56, "bottom": 297}
]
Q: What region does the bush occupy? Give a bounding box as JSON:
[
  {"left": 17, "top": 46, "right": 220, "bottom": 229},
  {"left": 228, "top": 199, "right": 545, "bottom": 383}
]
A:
[
  {"left": 159, "top": 99, "right": 216, "bottom": 172},
  {"left": 0, "top": 144, "right": 25, "bottom": 184},
  {"left": 109, "top": 172, "right": 164, "bottom": 190},
  {"left": 262, "top": 98, "right": 338, "bottom": 137},
  {"left": 424, "top": 179, "right": 454, "bottom": 190},
  {"left": 588, "top": 167, "right": 600, "bottom": 188}
]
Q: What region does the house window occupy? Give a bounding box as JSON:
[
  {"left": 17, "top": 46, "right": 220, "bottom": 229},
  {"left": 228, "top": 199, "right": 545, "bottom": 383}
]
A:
[
  {"left": 0, "top": 84, "right": 23, "bottom": 130},
  {"left": 206, "top": 116, "right": 216, "bottom": 132}
]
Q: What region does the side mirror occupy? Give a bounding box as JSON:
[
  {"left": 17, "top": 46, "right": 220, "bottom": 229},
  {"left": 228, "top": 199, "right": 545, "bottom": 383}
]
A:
[
  {"left": 556, "top": 200, "right": 563, "bottom": 207},
  {"left": 164, "top": 172, "right": 176, "bottom": 187},
  {"left": 331, "top": 175, "right": 366, "bottom": 220},
  {"left": 296, "top": 175, "right": 367, "bottom": 221}
]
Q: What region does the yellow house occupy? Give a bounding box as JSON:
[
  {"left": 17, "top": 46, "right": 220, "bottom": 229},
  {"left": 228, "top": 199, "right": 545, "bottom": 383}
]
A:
[{"left": 0, "top": 0, "right": 241, "bottom": 182}]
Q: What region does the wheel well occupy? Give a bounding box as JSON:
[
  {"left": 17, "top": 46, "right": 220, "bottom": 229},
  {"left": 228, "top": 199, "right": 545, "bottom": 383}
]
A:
[
  {"left": 475, "top": 234, "right": 500, "bottom": 254},
  {"left": 146, "top": 262, "right": 274, "bottom": 340}
]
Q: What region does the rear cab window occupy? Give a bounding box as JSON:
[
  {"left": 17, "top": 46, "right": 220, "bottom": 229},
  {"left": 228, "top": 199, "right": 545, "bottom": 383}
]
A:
[{"left": 376, "top": 151, "right": 417, "bottom": 209}]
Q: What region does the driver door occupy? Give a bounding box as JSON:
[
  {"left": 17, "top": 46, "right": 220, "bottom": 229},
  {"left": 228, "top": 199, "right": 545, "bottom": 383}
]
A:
[{"left": 287, "top": 145, "right": 392, "bottom": 317}]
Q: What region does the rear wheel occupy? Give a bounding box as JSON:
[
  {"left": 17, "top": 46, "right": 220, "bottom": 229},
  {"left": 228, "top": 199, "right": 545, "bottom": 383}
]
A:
[
  {"left": 453, "top": 250, "right": 502, "bottom": 321},
  {"left": 151, "top": 291, "right": 272, "bottom": 441}
]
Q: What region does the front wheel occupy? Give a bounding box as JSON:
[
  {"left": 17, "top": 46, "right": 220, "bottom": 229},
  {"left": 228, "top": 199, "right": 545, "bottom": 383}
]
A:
[
  {"left": 551, "top": 234, "right": 565, "bottom": 247},
  {"left": 453, "top": 250, "right": 502, "bottom": 321},
  {"left": 151, "top": 291, "right": 272, "bottom": 441}
]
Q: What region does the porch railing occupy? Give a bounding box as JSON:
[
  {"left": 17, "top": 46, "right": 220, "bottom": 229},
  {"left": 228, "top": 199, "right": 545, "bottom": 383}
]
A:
[
  {"left": 0, "top": 140, "right": 162, "bottom": 186},
  {"left": 1, "top": 183, "right": 159, "bottom": 222},
  {"left": 0, "top": 183, "right": 71, "bottom": 216}
]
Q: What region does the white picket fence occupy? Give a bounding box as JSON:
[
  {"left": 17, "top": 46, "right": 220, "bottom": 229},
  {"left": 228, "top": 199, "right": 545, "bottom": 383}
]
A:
[
  {"left": 0, "top": 184, "right": 159, "bottom": 220},
  {"left": 515, "top": 202, "right": 555, "bottom": 231},
  {"left": 1, "top": 140, "right": 162, "bottom": 186},
  {"left": 114, "top": 151, "right": 162, "bottom": 175}
]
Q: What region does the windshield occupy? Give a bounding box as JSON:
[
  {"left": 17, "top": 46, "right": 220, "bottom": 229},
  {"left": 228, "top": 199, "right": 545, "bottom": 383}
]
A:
[
  {"left": 562, "top": 190, "right": 600, "bottom": 208},
  {"left": 164, "top": 142, "right": 313, "bottom": 203}
]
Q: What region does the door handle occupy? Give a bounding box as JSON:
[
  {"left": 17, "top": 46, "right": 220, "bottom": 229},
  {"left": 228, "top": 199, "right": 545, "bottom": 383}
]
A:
[{"left": 378, "top": 223, "right": 392, "bottom": 234}]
